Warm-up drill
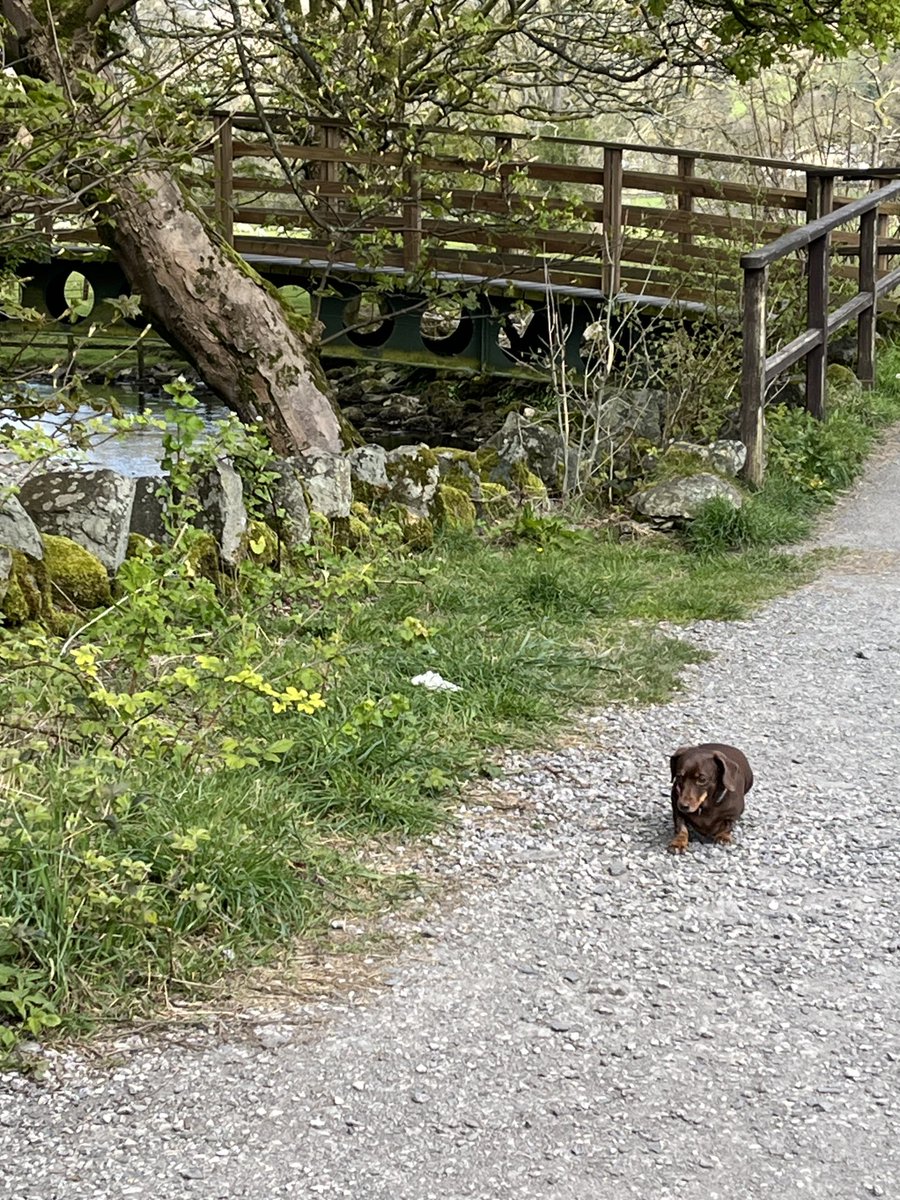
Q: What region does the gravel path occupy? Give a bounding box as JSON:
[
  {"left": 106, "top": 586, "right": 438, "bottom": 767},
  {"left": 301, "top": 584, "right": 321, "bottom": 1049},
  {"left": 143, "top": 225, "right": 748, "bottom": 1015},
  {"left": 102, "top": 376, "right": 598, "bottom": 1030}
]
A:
[{"left": 5, "top": 436, "right": 900, "bottom": 1200}]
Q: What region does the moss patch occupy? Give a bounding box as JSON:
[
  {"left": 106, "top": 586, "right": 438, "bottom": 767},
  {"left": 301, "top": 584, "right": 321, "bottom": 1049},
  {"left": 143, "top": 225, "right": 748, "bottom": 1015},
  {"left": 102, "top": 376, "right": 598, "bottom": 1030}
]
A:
[
  {"left": 1, "top": 549, "right": 51, "bottom": 625},
  {"left": 43, "top": 535, "right": 112, "bottom": 611},
  {"left": 242, "top": 520, "right": 280, "bottom": 567},
  {"left": 827, "top": 363, "right": 859, "bottom": 393},
  {"left": 433, "top": 484, "right": 476, "bottom": 531},
  {"left": 647, "top": 448, "right": 713, "bottom": 484},
  {"left": 126, "top": 533, "right": 160, "bottom": 560},
  {"left": 185, "top": 531, "right": 221, "bottom": 583},
  {"left": 389, "top": 507, "right": 434, "bottom": 550},
  {"left": 477, "top": 481, "right": 517, "bottom": 521}
]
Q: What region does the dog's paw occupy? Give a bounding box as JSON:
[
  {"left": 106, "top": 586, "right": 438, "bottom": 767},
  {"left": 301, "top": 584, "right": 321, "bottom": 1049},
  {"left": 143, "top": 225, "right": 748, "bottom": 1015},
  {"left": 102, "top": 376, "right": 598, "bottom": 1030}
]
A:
[
  {"left": 667, "top": 833, "right": 688, "bottom": 854},
  {"left": 713, "top": 831, "right": 733, "bottom": 847}
]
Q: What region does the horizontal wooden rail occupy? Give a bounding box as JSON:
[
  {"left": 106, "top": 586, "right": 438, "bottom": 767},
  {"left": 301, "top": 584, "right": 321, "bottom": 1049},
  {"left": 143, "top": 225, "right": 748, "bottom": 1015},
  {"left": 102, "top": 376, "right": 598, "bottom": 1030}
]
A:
[{"left": 740, "top": 178, "right": 900, "bottom": 486}]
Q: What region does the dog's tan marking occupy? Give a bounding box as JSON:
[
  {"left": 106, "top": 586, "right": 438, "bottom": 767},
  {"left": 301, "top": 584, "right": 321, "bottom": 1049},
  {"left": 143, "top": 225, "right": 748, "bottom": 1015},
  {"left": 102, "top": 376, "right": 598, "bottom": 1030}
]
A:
[
  {"left": 713, "top": 829, "right": 732, "bottom": 845},
  {"left": 668, "top": 829, "right": 689, "bottom": 854}
]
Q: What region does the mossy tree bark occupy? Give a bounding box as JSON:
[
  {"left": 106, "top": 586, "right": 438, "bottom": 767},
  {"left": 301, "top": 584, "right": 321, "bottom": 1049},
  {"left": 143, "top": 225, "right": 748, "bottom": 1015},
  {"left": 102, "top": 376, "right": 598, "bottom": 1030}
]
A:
[{"left": 1, "top": 0, "right": 342, "bottom": 457}]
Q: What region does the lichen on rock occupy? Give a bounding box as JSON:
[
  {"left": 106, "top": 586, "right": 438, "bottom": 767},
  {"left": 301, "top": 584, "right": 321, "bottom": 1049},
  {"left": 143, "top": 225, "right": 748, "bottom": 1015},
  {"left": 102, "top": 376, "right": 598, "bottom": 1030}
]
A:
[{"left": 385, "top": 445, "right": 440, "bottom": 518}]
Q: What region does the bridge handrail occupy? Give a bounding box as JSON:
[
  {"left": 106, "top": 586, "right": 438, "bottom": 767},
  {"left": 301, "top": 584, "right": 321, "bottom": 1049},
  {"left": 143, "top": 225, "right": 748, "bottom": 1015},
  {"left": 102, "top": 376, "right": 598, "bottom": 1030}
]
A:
[
  {"left": 740, "top": 177, "right": 900, "bottom": 486},
  {"left": 741, "top": 180, "right": 900, "bottom": 269},
  {"left": 212, "top": 110, "right": 861, "bottom": 176}
]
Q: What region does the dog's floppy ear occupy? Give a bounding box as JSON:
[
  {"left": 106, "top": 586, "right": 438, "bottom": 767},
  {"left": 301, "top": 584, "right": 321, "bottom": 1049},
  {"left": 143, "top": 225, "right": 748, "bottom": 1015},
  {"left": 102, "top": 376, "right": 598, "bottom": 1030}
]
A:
[
  {"left": 713, "top": 750, "right": 740, "bottom": 795},
  {"left": 670, "top": 746, "right": 691, "bottom": 779}
]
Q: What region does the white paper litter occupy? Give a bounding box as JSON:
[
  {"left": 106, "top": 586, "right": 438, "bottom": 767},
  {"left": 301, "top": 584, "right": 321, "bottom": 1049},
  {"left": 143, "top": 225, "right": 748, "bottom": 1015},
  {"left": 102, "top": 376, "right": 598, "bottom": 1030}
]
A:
[{"left": 410, "top": 671, "right": 462, "bottom": 692}]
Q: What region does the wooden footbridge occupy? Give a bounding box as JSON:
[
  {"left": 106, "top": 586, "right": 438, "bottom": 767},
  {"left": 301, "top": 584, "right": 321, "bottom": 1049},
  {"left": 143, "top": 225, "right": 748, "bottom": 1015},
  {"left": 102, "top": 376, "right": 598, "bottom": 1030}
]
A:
[{"left": 8, "top": 114, "right": 900, "bottom": 482}]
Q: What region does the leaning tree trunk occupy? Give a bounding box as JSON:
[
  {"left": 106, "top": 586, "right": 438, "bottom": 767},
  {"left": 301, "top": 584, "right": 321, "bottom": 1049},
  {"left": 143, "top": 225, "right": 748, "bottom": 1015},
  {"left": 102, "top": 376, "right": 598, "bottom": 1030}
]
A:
[
  {"left": 1, "top": 0, "right": 342, "bottom": 458},
  {"left": 93, "top": 171, "right": 342, "bottom": 457}
]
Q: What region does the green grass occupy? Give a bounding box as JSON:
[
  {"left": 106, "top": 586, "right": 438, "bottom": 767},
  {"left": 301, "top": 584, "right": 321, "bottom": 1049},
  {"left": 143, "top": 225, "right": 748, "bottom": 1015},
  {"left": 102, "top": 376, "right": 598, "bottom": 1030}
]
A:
[
  {"left": 0, "top": 520, "right": 814, "bottom": 1042},
  {"left": 682, "top": 349, "right": 900, "bottom": 554}
]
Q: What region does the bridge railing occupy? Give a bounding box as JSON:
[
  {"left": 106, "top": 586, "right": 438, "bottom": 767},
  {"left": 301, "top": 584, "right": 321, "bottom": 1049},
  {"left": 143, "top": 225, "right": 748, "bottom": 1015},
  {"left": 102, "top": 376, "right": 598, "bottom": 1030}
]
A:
[
  {"left": 739, "top": 178, "right": 900, "bottom": 486},
  {"left": 198, "top": 113, "right": 884, "bottom": 310}
]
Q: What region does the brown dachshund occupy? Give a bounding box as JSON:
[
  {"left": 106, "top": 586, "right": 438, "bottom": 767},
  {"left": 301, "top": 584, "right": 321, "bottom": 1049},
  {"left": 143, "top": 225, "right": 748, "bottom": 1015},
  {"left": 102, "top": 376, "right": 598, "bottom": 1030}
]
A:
[{"left": 668, "top": 743, "right": 753, "bottom": 853}]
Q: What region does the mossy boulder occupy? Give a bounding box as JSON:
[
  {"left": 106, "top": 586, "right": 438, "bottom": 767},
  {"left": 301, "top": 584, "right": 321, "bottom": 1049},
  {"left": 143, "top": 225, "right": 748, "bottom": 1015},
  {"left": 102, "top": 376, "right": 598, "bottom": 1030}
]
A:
[
  {"left": 1, "top": 549, "right": 51, "bottom": 625},
  {"left": 42, "top": 534, "right": 112, "bottom": 610},
  {"left": 388, "top": 506, "right": 434, "bottom": 550},
  {"left": 434, "top": 449, "right": 481, "bottom": 499},
  {"left": 509, "top": 462, "right": 548, "bottom": 500},
  {"left": 476, "top": 482, "right": 517, "bottom": 521},
  {"left": 473, "top": 444, "right": 548, "bottom": 508},
  {"left": 474, "top": 446, "right": 500, "bottom": 477},
  {"left": 433, "top": 484, "right": 476, "bottom": 531},
  {"left": 665, "top": 440, "right": 747, "bottom": 478},
  {"left": 242, "top": 520, "right": 280, "bottom": 566},
  {"left": 42, "top": 535, "right": 112, "bottom": 609},
  {"left": 385, "top": 445, "right": 440, "bottom": 518},
  {"left": 826, "top": 363, "right": 859, "bottom": 393},
  {"left": 184, "top": 531, "right": 221, "bottom": 583},
  {"left": 649, "top": 447, "right": 713, "bottom": 483}
]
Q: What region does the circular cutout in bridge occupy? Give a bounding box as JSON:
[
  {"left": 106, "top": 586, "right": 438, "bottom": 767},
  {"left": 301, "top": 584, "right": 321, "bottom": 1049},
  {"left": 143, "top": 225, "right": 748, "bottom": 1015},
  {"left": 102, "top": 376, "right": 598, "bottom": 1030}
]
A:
[
  {"left": 45, "top": 269, "right": 95, "bottom": 323},
  {"left": 420, "top": 299, "right": 474, "bottom": 357},
  {"left": 343, "top": 292, "right": 394, "bottom": 348}
]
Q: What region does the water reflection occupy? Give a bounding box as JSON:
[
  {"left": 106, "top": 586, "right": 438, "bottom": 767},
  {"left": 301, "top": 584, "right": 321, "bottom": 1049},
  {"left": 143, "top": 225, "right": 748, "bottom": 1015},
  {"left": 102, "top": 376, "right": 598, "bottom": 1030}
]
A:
[{"left": 3, "top": 384, "right": 232, "bottom": 478}]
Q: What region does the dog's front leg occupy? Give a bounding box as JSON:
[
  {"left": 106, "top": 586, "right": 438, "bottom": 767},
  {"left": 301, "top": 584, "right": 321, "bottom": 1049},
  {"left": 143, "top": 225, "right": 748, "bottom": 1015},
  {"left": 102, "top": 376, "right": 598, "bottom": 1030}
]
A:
[
  {"left": 712, "top": 819, "right": 734, "bottom": 846},
  {"left": 668, "top": 805, "right": 689, "bottom": 854}
]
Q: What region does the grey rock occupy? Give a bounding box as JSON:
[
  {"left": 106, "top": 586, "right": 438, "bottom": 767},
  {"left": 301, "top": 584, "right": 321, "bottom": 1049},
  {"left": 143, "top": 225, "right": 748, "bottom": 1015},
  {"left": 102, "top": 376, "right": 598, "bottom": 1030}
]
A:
[
  {"left": 130, "top": 476, "right": 168, "bottom": 542},
  {"left": 288, "top": 451, "right": 352, "bottom": 520},
  {"left": 196, "top": 459, "right": 248, "bottom": 567},
  {"left": 380, "top": 394, "right": 425, "bottom": 422},
  {"left": 18, "top": 467, "right": 135, "bottom": 571},
  {"left": 385, "top": 445, "right": 440, "bottom": 518},
  {"left": 256, "top": 1026, "right": 296, "bottom": 1050},
  {"left": 668, "top": 439, "right": 747, "bottom": 477},
  {"left": 483, "top": 411, "right": 577, "bottom": 493},
  {"left": 631, "top": 472, "right": 744, "bottom": 520},
  {"left": 270, "top": 458, "right": 313, "bottom": 546},
  {"left": 346, "top": 444, "right": 389, "bottom": 493},
  {"left": 0, "top": 491, "right": 44, "bottom": 560},
  {"left": 0, "top": 546, "right": 11, "bottom": 604},
  {"left": 593, "top": 386, "right": 667, "bottom": 444}
]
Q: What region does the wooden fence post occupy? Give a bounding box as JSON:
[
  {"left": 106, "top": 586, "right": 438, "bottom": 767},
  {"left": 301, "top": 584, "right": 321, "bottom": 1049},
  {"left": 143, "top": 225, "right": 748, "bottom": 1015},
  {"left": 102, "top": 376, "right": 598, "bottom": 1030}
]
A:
[
  {"left": 495, "top": 134, "right": 513, "bottom": 200},
  {"left": 320, "top": 122, "right": 342, "bottom": 185},
  {"left": 602, "top": 146, "right": 623, "bottom": 297},
  {"left": 806, "top": 231, "right": 829, "bottom": 419},
  {"left": 740, "top": 264, "right": 768, "bottom": 487},
  {"left": 213, "top": 112, "right": 234, "bottom": 245},
  {"left": 402, "top": 163, "right": 422, "bottom": 271},
  {"left": 858, "top": 207, "right": 877, "bottom": 389},
  {"left": 805, "top": 172, "right": 833, "bottom": 223},
  {"left": 677, "top": 154, "right": 695, "bottom": 251},
  {"left": 876, "top": 210, "right": 890, "bottom": 277}
]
